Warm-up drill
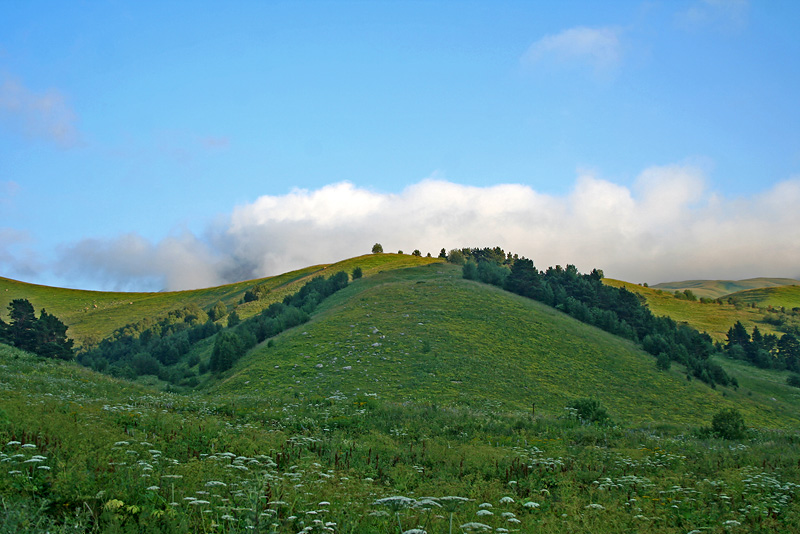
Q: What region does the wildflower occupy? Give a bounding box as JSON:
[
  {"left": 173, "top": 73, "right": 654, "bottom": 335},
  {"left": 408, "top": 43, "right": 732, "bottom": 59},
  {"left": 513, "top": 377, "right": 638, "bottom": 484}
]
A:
[
  {"left": 402, "top": 530, "right": 427, "bottom": 534},
  {"left": 373, "top": 496, "right": 416, "bottom": 511},
  {"left": 6, "top": 441, "right": 21, "bottom": 446},
  {"left": 113, "top": 441, "right": 129, "bottom": 447},
  {"left": 205, "top": 481, "right": 227, "bottom": 487},
  {"left": 459, "top": 523, "right": 492, "bottom": 532},
  {"left": 21, "top": 444, "right": 36, "bottom": 449},
  {"left": 146, "top": 486, "right": 159, "bottom": 491},
  {"left": 476, "top": 509, "right": 493, "bottom": 517},
  {"left": 585, "top": 504, "right": 605, "bottom": 510},
  {"left": 37, "top": 465, "right": 51, "bottom": 470},
  {"left": 478, "top": 502, "right": 493, "bottom": 508},
  {"left": 523, "top": 502, "right": 540, "bottom": 509},
  {"left": 499, "top": 496, "right": 514, "bottom": 504}
]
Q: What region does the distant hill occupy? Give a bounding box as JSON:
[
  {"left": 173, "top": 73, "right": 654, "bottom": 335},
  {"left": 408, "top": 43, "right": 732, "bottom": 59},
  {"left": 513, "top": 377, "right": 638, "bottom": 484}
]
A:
[
  {"left": 603, "top": 278, "right": 785, "bottom": 342},
  {"left": 0, "top": 254, "right": 439, "bottom": 346},
  {"left": 725, "top": 284, "right": 800, "bottom": 310},
  {"left": 651, "top": 277, "right": 800, "bottom": 299}
]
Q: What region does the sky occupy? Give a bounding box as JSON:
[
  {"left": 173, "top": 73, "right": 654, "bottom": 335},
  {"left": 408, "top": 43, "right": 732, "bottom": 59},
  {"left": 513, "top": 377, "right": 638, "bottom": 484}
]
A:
[{"left": 1, "top": 0, "right": 800, "bottom": 292}]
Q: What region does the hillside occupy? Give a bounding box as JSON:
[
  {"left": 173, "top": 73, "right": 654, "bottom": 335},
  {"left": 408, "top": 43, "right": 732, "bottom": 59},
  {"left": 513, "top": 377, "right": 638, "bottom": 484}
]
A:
[
  {"left": 3, "top": 259, "right": 800, "bottom": 532},
  {"left": 726, "top": 284, "right": 800, "bottom": 310},
  {"left": 217, "top": 263, "right": 800, "bottom": 428},
  {"left": 651, "top": 277, "right": 800, "bottom": 299},
  {"left": 0, "top": 253, "right": 440, "bottom": 346},
  {"left": 604, "top": 278, "right": 791, "bottom": 342}
]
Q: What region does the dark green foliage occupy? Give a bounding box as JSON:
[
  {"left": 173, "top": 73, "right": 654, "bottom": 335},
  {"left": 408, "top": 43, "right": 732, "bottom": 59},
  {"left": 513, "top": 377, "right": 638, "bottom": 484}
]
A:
[
  {"left": 210, "top": 331, "right": 244, "bottom": 373},
  {"left": 412, "top": 249, "right": 421, "bottom": 257},
  {"left": 438, "top": 248, "right": 447, "bottom": 259},
  {"left": 462, "top": 260, "right": 477, "bottom": 280},
  {"left": 787, "top": 374, "right": 800, "bottom": 388},
  {"left": 352, "top": 266, "right": 363, "bottom": 279},
  {"left": 711, "top": 408, "right": 747, "bottom": 439},
  {"left": 1, "top": 299, "right": 74, "bottom": 360},
  {"left": 227, "top": 310, "right": 241, "bottom": 327},
  {"left": 208, "top": 301, "right": 227, "bottom": 321},
  {"left": 569, "top": 398, "right": 610, "bottom": 425},
  {"left": 372, "top": 243, "right": 383, "bottom": 254},
  {"left": 655, "top": 351, "right": 671, "bottom": 371}
]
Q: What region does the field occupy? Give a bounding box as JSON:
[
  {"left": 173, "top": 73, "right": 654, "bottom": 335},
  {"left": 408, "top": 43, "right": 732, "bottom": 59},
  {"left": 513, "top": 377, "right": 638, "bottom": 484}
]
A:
[{"left": 2, "top": 258, "right": 800, "bottom": 532}]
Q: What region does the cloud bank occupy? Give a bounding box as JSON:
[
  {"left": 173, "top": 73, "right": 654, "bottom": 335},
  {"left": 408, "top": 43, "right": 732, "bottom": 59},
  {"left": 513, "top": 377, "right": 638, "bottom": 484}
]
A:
[{"left": 48, "top": 165, "right": 800, "bottom": 291}]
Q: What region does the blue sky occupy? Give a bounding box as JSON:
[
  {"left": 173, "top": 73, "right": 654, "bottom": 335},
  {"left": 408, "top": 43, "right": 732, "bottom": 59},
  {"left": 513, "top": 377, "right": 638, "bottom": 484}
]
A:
[{"left": 2, "top": 1, "right": 800, "bottom": 291}]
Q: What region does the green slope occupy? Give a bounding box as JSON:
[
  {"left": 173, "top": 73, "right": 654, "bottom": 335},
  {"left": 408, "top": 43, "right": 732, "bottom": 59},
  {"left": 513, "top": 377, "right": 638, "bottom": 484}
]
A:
[
  {"left": 217, "top": 264, "right": 800, "bottom": 428},
  {"left": 725, "top": 284, "right": 800, "bottom": 309},
  {"left": 651, "top": 277, "right": 800, "bottom": 299},
  {"left": 0, "top": 254, "right": 441, "bottom": 345},
  {"left": 604, "top": 278, "right": 785, "bottom": 342}
]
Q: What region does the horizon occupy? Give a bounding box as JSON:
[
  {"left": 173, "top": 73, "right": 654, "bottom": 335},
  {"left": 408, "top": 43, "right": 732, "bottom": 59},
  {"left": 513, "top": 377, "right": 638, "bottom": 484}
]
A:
[{"left": 2, "top": 1, "right": 799, "bottom": 292}]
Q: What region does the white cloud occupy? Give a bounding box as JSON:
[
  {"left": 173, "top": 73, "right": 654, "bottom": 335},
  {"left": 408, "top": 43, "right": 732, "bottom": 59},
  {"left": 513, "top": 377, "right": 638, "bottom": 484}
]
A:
[
  {"left": 0, "top": 227, "right": 41, "bottom": 280},
  {"left": 0, "top": 76, "right": 80, "bottom": 147},
  {"left": 676, "top": 0, "right": 749, "bottom": 31},
  {"left": 522, "top": 26, "right": 623, "bottom": 75},
  {"left": 51, "top": 169, "right": 800, "bottom": 290}
]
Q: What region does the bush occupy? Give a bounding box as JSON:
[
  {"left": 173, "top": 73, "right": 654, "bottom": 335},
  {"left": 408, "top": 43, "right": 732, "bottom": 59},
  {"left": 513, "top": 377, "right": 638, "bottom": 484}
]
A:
[
  {"left": 711, "top": 408, "right": 746, "bottom": 439},
  {"left": 352, "top": 266, "right": 363, "bottom": 279},
  {"left": 568, "top": 398, "right": 610, "bottom": 425},
  {"left": 787, "top": 374, "right": 800, "bottom": 388}
]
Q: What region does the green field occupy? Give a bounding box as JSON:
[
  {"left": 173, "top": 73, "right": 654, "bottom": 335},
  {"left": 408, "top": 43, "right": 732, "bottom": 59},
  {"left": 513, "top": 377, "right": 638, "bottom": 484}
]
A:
[{"left": 2, "top": 258, "right": 800, "bottom": 532}]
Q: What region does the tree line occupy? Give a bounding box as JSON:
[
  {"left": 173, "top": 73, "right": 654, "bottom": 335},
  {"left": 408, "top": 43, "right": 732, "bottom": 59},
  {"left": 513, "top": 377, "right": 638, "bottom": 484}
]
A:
[
  {"left": 455, "top": 247, "right": 734, "bottom": 387},
  {"left": 77, "top": 271, "right": 351, "bottom": 384},
  {"left": 725, "top": 321, "right": 799, "bottom": 371},
  {"left": 0, "top": 298, "right": 74, "bottom": 360}
]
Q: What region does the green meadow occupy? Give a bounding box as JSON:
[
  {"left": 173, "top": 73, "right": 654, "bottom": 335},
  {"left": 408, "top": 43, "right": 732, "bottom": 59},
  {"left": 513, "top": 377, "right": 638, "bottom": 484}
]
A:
[{"left": 2, "top": 257, "right": 800, "bottom": 533}]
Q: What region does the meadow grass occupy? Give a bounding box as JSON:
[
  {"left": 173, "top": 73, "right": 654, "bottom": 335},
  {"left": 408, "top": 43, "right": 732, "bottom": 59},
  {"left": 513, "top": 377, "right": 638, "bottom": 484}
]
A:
[{"left": 2, "top": 342, "right": 800, "bottom": 533}]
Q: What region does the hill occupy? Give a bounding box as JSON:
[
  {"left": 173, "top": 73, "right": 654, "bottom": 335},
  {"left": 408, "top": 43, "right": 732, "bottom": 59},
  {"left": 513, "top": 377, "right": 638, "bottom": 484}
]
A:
[
  {"left": 3, "top": 258, "right": 800, "bottom": 532},
  {"left": 725, "top": 284, "right": 800, "bottom": 310},
  {"left": 216, "top": 263, "right": 799, "bottom": 427},
  {"left": 0, "top": 253, "right": 440, "bottom": 346},
  {"left": 651, "top": 277, "right": 800, "bottom": 299},
  {"left": 603, "top": 278, "right": 794, "bottom": 342}
]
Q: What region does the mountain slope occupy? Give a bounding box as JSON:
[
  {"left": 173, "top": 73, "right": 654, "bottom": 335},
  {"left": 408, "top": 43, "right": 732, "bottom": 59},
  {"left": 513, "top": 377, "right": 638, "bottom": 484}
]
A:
[
  {"left": 217, "top": 264, "right": 800, "bottom": 428},
  {"left": 651, "top": 277, "right": 800, "bottom": 299},
  {"left": 725, "top": 284, "right": 800, "bottom": 309},
  {"left": 0, "top": 254, "right": 440, "bottom": 345}
]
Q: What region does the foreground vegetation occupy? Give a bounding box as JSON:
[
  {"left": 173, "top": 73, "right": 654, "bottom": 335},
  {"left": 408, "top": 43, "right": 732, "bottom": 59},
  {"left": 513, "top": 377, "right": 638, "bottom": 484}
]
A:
[{"left": 3, "top": 344, "right": 800, "bottom": 533}]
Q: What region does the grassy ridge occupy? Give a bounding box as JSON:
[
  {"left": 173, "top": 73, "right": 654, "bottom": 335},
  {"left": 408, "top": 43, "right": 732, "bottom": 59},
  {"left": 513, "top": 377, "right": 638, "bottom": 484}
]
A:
[
  {"left": 218, "top": 264, "right": 800, "bottom": 428},
  {"left": 604, "top": 279, "right": 780, "bottom": 342},
  {"left": 725, "top": 284, "right": 800, "bottom": 309},
  {"left": 651, "top": 277, "right": 800, "bottom": 299},
  {"left": 0, "top": 254, "right": 441, "bottom": 346}
]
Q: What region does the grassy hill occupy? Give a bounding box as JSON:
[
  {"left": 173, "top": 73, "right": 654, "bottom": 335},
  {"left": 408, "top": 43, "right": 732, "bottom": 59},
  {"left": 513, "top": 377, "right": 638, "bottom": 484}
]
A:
[
  {"left": 3, "top": 258, "right": 800, "bottom": 532},
  {"left": 651, "top": 277, "right": 800, "bottom": 299},
  {"left": 0, "top": 253, "right": 440, "bottom": 346},
  {"left": 603, "top": 278, "right": 782, "bottom": 341},
  {"left": 725, "top": 284, "right": 800, "bottom": 309}
]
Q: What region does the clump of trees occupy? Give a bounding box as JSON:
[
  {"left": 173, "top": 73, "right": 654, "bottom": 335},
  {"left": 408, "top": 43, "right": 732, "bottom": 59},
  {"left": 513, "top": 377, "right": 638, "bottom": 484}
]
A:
[
  {"left": 0, "top": 299, "right": 74, "bottom": 360},
  {"left": 458, "top": 247, "right": 733, "bottom": 387},
  {"left": 724, "top": 320, "right": 799, "bottom": 371}
]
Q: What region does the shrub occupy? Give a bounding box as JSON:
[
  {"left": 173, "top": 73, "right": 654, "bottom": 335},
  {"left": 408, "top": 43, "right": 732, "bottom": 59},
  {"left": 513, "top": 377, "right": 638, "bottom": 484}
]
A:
[
  {"left": 352, "top": 266, "right": 363, "bottom": 279},
  {"left": 787, "top": 374, "right": 800, "bottom": 388},
  {"left": 711, "top": 408, "right": 746, "bottom": 439},
  {"left": 568, "top": 398, "right": 610, "bottom": 425}
]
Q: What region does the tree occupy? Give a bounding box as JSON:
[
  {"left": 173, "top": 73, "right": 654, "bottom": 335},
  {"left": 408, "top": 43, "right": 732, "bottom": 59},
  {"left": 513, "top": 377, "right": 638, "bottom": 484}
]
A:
[
  {"left": 372, "top": 243, "right": 383, "bottom": 254},
  {"left": 438, "top": 248, "right": 447, "bottom": 259},
  {"left": 412, "top": 249, "right": 421, "bottom": 257},
  {"left": 352, "top": 266, "right": 363, "bottom": 279},
  {"left": 208, "top": 301, "right": 227, "bottom": 321},
  {"left": 711, "top": 408, "right": 746, "bottom": 439},
  {"left": 227, "top": 310, "right": 241, "bottom": 328},
  {"left": 3, "top": 300, "right": 73, "bottom": 360}
]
